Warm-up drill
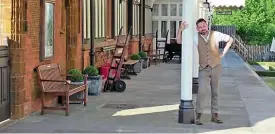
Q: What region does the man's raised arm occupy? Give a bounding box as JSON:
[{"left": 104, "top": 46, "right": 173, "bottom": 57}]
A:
[
  {"left": 176, "top": 29, "right": 182, "bottom": 44},
  {"left": 176, "top": 21, "right": 188, "bottom": 44}
]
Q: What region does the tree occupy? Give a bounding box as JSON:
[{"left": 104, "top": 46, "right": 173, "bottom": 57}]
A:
[{"left": 213, "top": 0, "right": 275, "bottom": 45}]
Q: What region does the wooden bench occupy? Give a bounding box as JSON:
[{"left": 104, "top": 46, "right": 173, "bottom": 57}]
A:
[
  {"left": 37, "top": 63, "right": 88, "bottom": 116},
  {"left": 121, "top": 60, "right": 139, "bottom": 79}
]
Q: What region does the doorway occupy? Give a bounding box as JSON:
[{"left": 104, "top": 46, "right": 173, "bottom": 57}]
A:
[
  {"left": 0, "top": 45, "right": 10, "bottom": 122},
  {"left": 0, "top": 0, "right": 11, "bottom": 122}
]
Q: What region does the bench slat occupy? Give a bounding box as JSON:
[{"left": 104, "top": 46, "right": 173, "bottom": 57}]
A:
[{"left": 123, "top": 60, "right": 139, "bottom": 65}]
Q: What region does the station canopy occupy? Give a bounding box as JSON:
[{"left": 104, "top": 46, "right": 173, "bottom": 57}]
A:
[{"left": 210, "top": 0, "right": 245, "bottom": 9}]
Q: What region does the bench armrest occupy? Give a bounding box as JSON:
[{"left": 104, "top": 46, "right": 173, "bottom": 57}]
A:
[
  {"left": 61, "top": 74, "right": 88, "bottom": 84},
  {"left": 61, "top": 74, "right": 88, "bottom": 78},
  {"left": 40, "top": 79, "right": 71, "bottom": 84}
]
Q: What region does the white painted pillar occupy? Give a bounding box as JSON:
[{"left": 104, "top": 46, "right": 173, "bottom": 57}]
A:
[
  {"left": 178, "top": 0, "right": 195, "bottom": 124},
  {"left": 181, "top": 0, "right": 194, "bottom": 101},
  {"left": 193, "top": 0, "right": 199, "bottom": 79},
  {"left": 199, "top": 3, "right": 203, "bottom": 18}
]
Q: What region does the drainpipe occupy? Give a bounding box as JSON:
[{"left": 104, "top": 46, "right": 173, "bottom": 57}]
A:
[
  {"left": 178, "top": 0, "right": 195, "bottom": 124},
  {"left": 81, "top": 0, "right": 84, "bottom": 68},
  {"left": 139, "top": 1, "right": 142, "bottom": 52},
  {"left": 142, "top": 0, "right": 145, "bottom": 36},
  {"left": 90, "top": 0, "right": 95, "bottom": 66},
  {"left": 111, "top": 0, "right": 115, "bottom": 38},
  {"left": 128, "top": 0, "right": 133, "bottom": 36}
]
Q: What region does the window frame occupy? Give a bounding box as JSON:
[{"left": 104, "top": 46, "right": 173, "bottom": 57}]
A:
[
  {"left": 170, "top": 21, "right": 177, "bottom": 38},
  {"left": 83, "top": 0, "right": 113, "bottom": 44},
  {"left": 132, "top": 0, "right": 140, "bottom": 36},
  {"left": 152, "top": 2, "right": 183, "bottom": 39},
  {"left": 152, "top": 4, "right": 159, "bottom": 16},
  {"left": 83, "top": 0, "right": 91, "bottom": 44},
  {"left": 161, "top": 4, "right": 168, "bottom": 16},
  {"left": 40, "top": 0, "right": 55, "bottom": 61},
  {"left": 94, "top": 0, "right": 106, "bottom": 41},
  {"left": 170, "top": 4, "right": 177, "bottom": 16},
  {"left": 23, "top": 0, "right": 28, "bottom": 32}
]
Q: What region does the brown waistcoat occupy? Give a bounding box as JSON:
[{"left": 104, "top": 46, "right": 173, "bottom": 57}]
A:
[{"left": 198, "top": 31, "right": 221, "bottom": 68}]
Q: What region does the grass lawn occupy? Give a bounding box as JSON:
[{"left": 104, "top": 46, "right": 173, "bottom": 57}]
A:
[
  {"left": 258, "top": 62, "right": 275, "bottom": 69},
  {"left": 248, "top": 60, "right": 275, "bottom": 91},
  {"left": 262, "top": 77, "right": 275, "bottom": 92}
]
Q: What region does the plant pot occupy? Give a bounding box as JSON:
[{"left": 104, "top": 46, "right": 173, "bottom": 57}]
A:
[
  {"left": 141, "top": 57, "right": 149, "bottom": 69},
  {"left": 70, "top": 81, "right": 84, "bottom": 104},
  {"left": 134, "top": 59, "right": 143, "bottom": 73},
  {"left": 87, "top": 75, "right": 102, "bottom": 96}
]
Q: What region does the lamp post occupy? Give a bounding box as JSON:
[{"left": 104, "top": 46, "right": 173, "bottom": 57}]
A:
[{"left": 178, "top": 0, "right": 195, "bottom": 124}]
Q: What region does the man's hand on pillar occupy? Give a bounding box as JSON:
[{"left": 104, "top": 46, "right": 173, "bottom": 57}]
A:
[{"left": 179, "top": 21, "right": 189, "bottom": 31}]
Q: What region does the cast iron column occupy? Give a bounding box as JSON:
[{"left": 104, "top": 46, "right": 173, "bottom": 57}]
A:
[
  {"left": 127, "top": 0, "right": 133, "bottom": 35},
  {"left": 178, "top": 0, "right": 195, "bottom": 124},
  {"left": 142, "top": 0, "right": 145, "bottom": 35},
  {"left": 138, "top": 1, "right": 142, "bottom": 52},
  {"left": 90, "top": 0, "right": 95, "bottom": 65}
]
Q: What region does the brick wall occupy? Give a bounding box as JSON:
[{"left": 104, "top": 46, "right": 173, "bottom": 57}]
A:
[
  {"left": 21, "top": 0, "right": 83, "bottom": 117},
  {"left": 83, "top": 48, "right": 91, "bottom": 69},
  {"left": 66, "top": 0, "right": 83, "bottom": 71},
  {"left": 83, "top": 40, "right": 117, "bottom": 69},
  {"left": 128, "top": 36, "right": 141, "bottom": 56},
  {"left": 82, "top": 37, "right": 145, "bottom": 70},
  {"left": 8, "top": 0, "right": 151, "bottom": 118},
  {"left": 82, "top": 37, "right": 142, "bottom": 71}
]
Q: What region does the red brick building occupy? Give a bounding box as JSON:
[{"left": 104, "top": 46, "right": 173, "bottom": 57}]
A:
[{"left": 0, "top": 0, "right": 153, "bottom": 122}]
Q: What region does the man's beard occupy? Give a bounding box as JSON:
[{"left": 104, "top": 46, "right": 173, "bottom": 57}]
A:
[{"left": 199, "top": 30, "right": 208, "bottom": 35}]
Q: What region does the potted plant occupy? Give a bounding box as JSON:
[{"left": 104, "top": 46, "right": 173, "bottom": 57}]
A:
[
  {"left": 83, "top": 66, "right": 102, "bottom": 96},
  {"left": 67, "top": 69, "right": 84, "bottom": 104},
  {"left": 138, "top": 51, "right": 149, "bottom": 69},
  {"left": 130, "top": 53, "right": 143, "bottom": 73}
]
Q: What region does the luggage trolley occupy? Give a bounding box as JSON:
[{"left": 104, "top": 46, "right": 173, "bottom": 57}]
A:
[{"left": 103, "top": 27, "right": 132, "bottom": 92}]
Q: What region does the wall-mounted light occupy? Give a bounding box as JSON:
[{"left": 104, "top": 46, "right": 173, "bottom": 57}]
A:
[{"left": 203, "top": 0, "right": 210, "bottom": 8}]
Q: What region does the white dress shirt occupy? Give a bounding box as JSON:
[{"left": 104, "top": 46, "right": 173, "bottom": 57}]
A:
[{"left": 193, "top": 31, "right": 230, "bottom": 47}]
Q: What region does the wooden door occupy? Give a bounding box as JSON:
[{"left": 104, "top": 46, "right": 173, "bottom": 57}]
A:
[
  {"left": 0, "top": 0, "right": 11, "bottom": 122},
  {"left": 0, "top": 43, "right": 10, "bottom": 122}
]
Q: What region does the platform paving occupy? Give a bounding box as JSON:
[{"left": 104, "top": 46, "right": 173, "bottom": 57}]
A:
[{"left": 1, "top": 49, "right": 275, "bottom": 133}]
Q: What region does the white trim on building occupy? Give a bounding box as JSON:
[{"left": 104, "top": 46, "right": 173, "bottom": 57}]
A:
[{"left": 152, "top": 0, "right": 183, "bottom": 42}]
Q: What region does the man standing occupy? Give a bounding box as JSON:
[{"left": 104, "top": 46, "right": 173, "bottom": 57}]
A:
[{"left": 177, "top": 18, "right": 233, "bottom": 125}]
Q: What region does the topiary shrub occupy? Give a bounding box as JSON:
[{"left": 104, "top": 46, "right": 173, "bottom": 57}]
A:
[
  {"left": 83, "top": 66, "right": 99, "bottom": 76},
  {"left": 138, "top": 51, "right": 147, "bottom": 58},
  {"left": 130, "top": 54, "right": 141, "bottom": 60},
  {"left": 68, "top": 69, "right": 83, "bottom": 82}
]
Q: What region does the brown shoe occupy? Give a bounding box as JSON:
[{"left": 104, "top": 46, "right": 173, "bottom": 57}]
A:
[
  {"left": 195, "top": 113, "right": 203, "bottom": 125},
  {"left": 211, "top": 113, "right": 223, "bottom": 124}
]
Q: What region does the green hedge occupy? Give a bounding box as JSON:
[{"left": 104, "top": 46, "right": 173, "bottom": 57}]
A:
[
  {"left": 255, "top": 71, "right": 275, "bottom": 77},
  {"left": 247, "top": 60, "right": 259, "bottom": 65}
]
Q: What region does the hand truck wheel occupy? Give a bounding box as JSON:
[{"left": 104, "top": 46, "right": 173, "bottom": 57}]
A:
[{"left": 114, "top": 80, "right": 126, "bottom": 92}]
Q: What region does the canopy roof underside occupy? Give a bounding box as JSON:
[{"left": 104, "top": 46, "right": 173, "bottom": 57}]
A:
[{"left": 210, "top": 0, "right": 245, "bottom": 9}]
